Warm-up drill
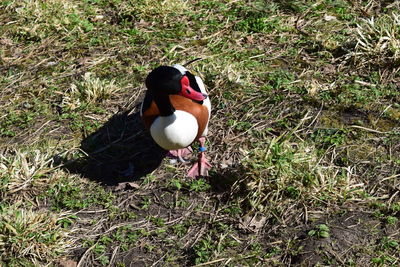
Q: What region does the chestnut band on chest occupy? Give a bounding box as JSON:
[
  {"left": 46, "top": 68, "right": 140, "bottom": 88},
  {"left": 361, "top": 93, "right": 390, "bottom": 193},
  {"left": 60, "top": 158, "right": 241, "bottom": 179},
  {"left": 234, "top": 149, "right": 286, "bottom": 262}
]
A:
[{"left": 142, "top": 95, "right": 209, "bottom": 142}]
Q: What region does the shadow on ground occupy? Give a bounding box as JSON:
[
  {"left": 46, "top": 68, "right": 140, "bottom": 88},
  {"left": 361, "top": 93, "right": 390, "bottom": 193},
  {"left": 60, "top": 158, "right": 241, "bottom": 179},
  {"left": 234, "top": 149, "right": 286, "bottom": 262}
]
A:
[{"left": 62, "top": 109, "right": 168, "bottom": 185}]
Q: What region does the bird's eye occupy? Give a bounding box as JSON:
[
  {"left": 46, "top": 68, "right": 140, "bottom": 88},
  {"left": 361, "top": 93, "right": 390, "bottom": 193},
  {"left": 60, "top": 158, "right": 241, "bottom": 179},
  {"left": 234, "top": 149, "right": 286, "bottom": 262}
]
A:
[{"left": 186, "top": 89, "right": 191, "bottom": 94}]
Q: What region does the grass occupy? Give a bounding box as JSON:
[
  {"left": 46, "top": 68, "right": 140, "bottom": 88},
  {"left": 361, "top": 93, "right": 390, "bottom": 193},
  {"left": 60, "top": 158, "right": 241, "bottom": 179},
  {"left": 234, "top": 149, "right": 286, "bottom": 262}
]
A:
[{"left": 1, "top": 0, "right": 400, "bottom": 266}]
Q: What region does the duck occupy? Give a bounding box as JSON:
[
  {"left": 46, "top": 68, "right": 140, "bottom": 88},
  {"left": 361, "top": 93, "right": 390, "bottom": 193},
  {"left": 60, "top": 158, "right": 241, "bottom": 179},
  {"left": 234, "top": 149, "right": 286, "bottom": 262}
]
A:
[{"left": 140, "top": 64, "right": 211, "bottom": 178}]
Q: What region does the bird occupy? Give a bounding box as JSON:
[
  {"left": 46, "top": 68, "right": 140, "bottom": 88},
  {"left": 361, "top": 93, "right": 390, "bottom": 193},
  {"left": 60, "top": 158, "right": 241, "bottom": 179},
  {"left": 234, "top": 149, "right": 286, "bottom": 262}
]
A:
[{"left": 140, "top": 63, "right": 211, "bottom": 178}]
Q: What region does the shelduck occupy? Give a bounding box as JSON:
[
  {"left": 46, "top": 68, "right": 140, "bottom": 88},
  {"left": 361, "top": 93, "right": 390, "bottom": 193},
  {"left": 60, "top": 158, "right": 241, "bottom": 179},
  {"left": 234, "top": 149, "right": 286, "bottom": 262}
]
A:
[{"left": 140, "top": 64, "right": 211, "bottom": 177}]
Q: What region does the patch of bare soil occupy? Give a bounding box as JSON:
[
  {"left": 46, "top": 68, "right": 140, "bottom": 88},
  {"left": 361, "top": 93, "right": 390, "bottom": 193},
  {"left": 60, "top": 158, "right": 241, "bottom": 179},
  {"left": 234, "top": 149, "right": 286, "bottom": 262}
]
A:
[
  {"left": 289, "top": 210, "right": 397, "bottom": 266},
  {"left": 70, "top": 182, "right": 215, "bottom": 266}
]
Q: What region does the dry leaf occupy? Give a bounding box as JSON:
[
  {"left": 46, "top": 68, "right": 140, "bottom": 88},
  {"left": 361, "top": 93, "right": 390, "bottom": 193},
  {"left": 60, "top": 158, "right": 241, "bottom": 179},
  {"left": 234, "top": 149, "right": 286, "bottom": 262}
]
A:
[
  {"left": 115, "top": 182, "right": 141, "bottom": 191},
  {"left": 58, "top": 259, "right": 77, "bottom": 267},
  {"left": 0, "top": 38, "right": 13, "bottom": 46},
  {"left": 324, "top": 14, "right": 337, "bottom": 21},
  {"left": 240, "top": 214, "right": 267, "bottom": 231},
  {"left": 246, "top": 35, "right": 254, "bottom": 44}
]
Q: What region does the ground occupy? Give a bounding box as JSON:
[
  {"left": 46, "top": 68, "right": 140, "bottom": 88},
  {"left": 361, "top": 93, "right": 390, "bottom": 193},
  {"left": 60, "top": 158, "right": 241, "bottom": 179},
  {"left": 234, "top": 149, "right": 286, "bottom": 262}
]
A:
[{"left": 0, "top": 0, "right": 399, "bottom": 266}]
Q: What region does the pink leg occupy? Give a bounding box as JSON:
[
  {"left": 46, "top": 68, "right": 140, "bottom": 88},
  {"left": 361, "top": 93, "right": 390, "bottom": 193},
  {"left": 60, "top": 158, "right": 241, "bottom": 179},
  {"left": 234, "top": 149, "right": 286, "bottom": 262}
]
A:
[
  {"left": 187, "top": 137, "right": 212, "bottom": 178},
  {"left": 167, "top": 147, "right": 193, "bottom": 162}
]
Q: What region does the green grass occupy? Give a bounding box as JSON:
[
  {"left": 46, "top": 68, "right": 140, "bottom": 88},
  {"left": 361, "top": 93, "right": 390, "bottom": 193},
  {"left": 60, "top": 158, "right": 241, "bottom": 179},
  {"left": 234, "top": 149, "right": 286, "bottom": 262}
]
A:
[{"left": 1, "top": 0, "right": 400, "bottom": 266}]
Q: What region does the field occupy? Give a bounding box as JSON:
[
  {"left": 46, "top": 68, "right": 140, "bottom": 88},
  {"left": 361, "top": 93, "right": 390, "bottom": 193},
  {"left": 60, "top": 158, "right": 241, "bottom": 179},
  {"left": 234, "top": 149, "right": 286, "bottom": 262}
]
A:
[{"left": 1, "top": 0, "right": 399, "bottom": 266}]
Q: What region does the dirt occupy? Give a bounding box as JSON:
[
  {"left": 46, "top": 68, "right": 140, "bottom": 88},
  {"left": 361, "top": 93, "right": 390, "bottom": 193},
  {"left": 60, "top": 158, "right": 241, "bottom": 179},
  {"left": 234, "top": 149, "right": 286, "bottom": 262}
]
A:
[
  {"left": 70, "top": 183, "right": 213, "bottom": 266},
  {"left": 289, "top": 210, "right": 396, "bottom": 266}
]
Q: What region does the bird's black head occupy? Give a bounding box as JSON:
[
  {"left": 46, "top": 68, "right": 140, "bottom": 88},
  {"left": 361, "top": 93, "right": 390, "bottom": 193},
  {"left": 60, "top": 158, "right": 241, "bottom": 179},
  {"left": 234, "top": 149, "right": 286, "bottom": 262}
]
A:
[
  {"left": 145, "top": 66, "right": 182, "bottom": 95},
  {"left": 145, "top": 65, "right": 207, "bottom": 102}
]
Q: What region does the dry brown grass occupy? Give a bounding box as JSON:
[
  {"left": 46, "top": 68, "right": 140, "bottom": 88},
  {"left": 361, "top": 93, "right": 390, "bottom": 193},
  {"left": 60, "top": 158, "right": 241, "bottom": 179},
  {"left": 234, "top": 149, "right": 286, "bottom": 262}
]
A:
[
  {"left": 0, "top": 204, "right": 72, "bottom": 264},
  {"left": 1, "top": 148, "right": 55, "bottom": 201}
]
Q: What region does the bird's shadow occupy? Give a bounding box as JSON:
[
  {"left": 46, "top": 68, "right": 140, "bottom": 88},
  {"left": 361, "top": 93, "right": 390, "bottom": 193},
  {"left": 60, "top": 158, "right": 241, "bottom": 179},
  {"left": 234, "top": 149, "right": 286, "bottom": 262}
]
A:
[{"left": 62, "top": 109, "right": 168, "bottom": 185}]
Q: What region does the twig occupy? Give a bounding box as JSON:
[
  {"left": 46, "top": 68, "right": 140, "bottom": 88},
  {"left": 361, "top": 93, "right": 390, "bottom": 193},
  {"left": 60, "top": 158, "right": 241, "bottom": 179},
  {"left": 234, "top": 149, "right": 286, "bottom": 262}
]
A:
[
  {"left": 151, "top": 253, "right": 167, "bottom": 267},
  {"left": 77, "top": 244, "right": 95, "bottom": 267},
  {"left": 308, "top": 103, "right": 324, "bottom": 128},
  {"left": 184, "top": 58, "right": 202, "bottom": 66},
  {"left": 349, "top": 125, "right": 387, "bottom": 134},
  {"left": 193, "top": 258, "right": 227, "bottom": 266},
  {"left": 184, "top": 224, "right": 207, "bottom": 249},
  {"left": 108, "top": 246, "right": 119, "bottom": 267}
]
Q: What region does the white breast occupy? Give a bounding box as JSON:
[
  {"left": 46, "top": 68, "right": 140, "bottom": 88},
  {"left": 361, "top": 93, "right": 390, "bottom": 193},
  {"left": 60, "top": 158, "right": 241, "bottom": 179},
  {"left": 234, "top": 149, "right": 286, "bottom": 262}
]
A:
[{"left": 150, "top": 110, "right": 198, "bottom": 150}]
